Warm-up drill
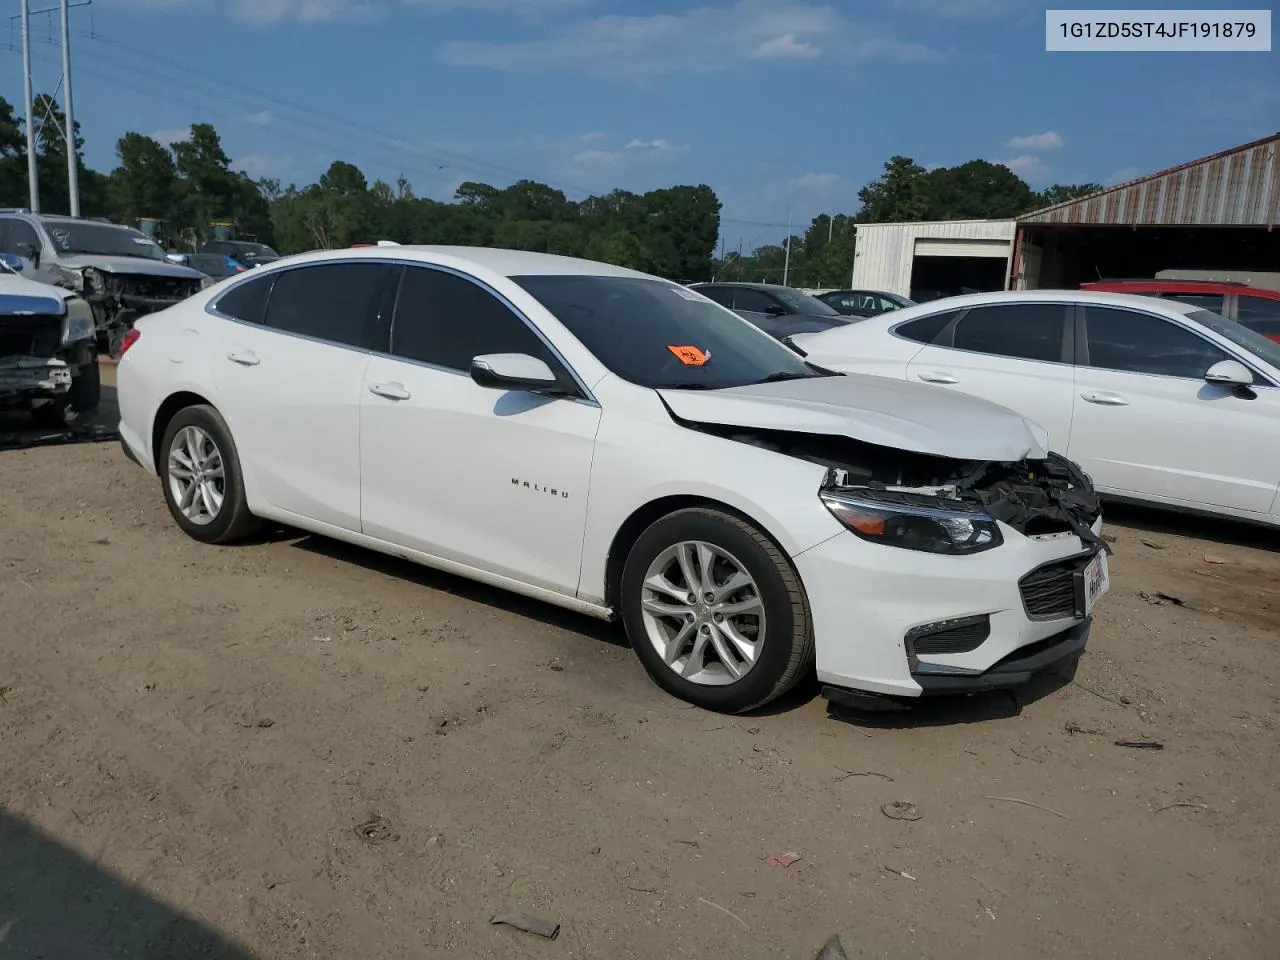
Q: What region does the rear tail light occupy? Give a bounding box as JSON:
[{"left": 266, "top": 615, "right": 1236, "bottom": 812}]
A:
[{"left": 119, "top": 327, "right": 141, "bottom": 357}]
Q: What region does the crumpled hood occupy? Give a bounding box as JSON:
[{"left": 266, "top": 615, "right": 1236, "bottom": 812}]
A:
[
  {"left": 58, "top": 254, "right": 205, "bottom": 280},
  {"left": 658, "top": 373, "right": 1049, "bottom": 462}
]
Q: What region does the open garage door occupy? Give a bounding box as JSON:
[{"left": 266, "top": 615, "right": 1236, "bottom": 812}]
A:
[{"left": 910, "top": 238, "right": 1011, "bottom": 302}]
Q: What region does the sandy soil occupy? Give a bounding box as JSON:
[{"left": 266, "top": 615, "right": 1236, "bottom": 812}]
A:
[{"left": 2, "top": 369, "right": 1278, "bottom": 958}]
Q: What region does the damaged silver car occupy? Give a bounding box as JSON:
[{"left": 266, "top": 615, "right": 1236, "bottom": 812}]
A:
[
  {"left": 0, "top": 210, "right": 206, "bottom": 357},
  {"left": 0, "top": 253, "right": 100, "bottom": 425}
]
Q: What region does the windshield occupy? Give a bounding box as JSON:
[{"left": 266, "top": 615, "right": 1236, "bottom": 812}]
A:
[
  {"left": 41, "top": 220, "right": 167, "bottom": 261},
  {"left": 1185, "top": 308, "right": 1280, "bottom": 370},
  {"left": 513, "top": 275, "right": 828, "bottom": 390},
  {"left": 771, "top": 287, "right": 839, "bottom": 316}
]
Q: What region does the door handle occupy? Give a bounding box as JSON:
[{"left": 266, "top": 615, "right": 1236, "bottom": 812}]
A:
[
  {"left": 916, "top": 371, "right": 958, "bottom": 384},
  {"left": 368, "top": 381, "right": 411, "bottom": 401},
  {"left": 226, "top": 349, "right": 259, "bottom": 367},
  {"left": 1081, "top": 391, "right": 1129, "bottom": 406}
]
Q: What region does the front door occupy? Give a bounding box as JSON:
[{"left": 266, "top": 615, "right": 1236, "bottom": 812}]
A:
[
  {"left": 904, "top": 302, "right": 1076, "bottom": 451},
  {"left": 359, "top": 264, "right": 600, "bottom": 597},
  {"left": 1068, "top": 304, "right": 1280, "bottom": 513},
  {"left": 207, "top": 261, "right": 396, "bottom": 532}
]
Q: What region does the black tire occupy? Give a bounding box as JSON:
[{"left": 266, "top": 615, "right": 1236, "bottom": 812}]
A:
[
  {"left": 69, "top": 357, "right": 101, "bottom": 414},
  {"left": 159, "top": 404, "right": 261, "bottom": 544},
  {"left": 620, "top": 507, "right": 814, "bottom": 713}
]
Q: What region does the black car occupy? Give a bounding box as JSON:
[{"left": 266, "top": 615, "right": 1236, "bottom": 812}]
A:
[
  {"left": 687, "top": 282, "right": 855, "bottom": 341},
  {"left": 200, "top": 239, "right": 280, "bottom": 269},
  {"left": 814, "top": 289, "right": 916, "bottom": 317}
]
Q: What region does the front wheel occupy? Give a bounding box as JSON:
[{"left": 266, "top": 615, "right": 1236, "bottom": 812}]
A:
[
  {"left": 620, "top": 507, "right": 814, "bottom": 713},
  {"left": 159, "top": 404, "right": 261, "bottom": 544}
]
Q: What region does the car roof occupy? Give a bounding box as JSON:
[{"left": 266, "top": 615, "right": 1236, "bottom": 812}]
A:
[
  {"left": 690, "top": 281, "right": 796, "bottom": 292},
  {"left": 1083, "top": 279, "right": 1280, "bottom": 298},
  {"left": 267, "top": 245, "right": 660, "bottom": 280},
  {"left": 863, "top": 288, "right": 1204, "bottom": 317}
]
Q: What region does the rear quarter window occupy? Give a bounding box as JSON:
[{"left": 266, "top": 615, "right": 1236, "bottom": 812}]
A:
[{"left": 894, "top": 310, "right": 959, "bottom": 345}]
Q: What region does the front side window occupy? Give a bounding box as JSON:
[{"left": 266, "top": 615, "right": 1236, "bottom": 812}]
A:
[
  {"left": 771, "top": 287, "right": 839, "bottom": 316},
  {"left": 1083, "top": 306, "right": 1226, "bottom": 378},
  {"left": 262, "top": 262, "right": 394, "bottom": 349},
  {"left": 8, "top": 219, "right": 41, "bottom": 255},
  {"left": 1163, "top": 292, "right": 1225, "bottom": 314},
  {"left": 213, "top": 273, "right": 275, "bottom": 324},
  {"left": 731, "top": 288, "right": 782, "bottom": 313},
  {"left": 513, "top": 274, "right": 825, "bottom": 390},
  {"left": 950, "top": 304, "right": 1066, "bottom": 363},
  {"left": 1236, "top": 295, "right": 1280, "bottom": 337},
  {"left": 1183, "top": 307, "right": 1280, "bottom": 371},
  {"left": 391, "top": 266, "right": 554, "bottom": 372},
  {"left": 695, "top": 285, "right": 734, "bottom": 308}
]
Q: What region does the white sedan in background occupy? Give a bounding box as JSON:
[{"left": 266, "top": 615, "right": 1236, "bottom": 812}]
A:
[
  {"left": 116, "top": 248, "right": 1109, "bottom": 714},
  {"left": 789, "top": 290, "right": 1280, "bottom": 528}
]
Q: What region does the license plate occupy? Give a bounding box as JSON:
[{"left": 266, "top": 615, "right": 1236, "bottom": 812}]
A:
[{"left": 1083, "top": 552, "right": 1109, "bottom": 615}]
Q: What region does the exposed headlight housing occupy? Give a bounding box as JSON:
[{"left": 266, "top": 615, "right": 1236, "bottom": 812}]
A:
[
  {"left": 82, "top": 267, "right": 106, "bottom": 294},
  {"left": 820, "top": 489, "right": 1003, "bottom": 555},
  {"left": 61, "top": 297, "right": 96, "bottom": 344}
]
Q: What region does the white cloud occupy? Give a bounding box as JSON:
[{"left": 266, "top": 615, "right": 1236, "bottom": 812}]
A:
[
  {"left": 1105, "top": 166, "right": 1140, "bottom": 186},
  {"left": 752, "top": 33, "right": 821, "bottom": 60},
  {"left": 578, "top": 130, "right": 607, "bottom": 143},
  {"left": 1007, "top": 130, "right": 1063, "bottom": 151},
  {"left": 1001, "top": 154, "right": 1050, "bottom": 182},
  {"left": 234, "top": 153, "right": 276, "bottom": 176},
  {"left": 572, "top": 136, "right": 687, "bottom": 167},
  {"left": 247, "top": 110, "right": 275, "bottom": 126},
  {"left": 148, "top": 127, "right": 190, "bottom": 146},
  {"left": 442, "top": 0, "right": 935, "bottom": 79}
]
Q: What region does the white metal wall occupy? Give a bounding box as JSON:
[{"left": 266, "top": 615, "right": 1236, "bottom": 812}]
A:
[{"left": 850, "top": 220, "right": 1016, "bottom": 297}]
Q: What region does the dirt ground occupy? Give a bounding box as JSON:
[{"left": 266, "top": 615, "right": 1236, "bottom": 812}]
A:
[{"left": 1, "top": 365, "right": 1278, "bottom": 959}]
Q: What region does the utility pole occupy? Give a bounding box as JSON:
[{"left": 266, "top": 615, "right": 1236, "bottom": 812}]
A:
[
  {"left": 782, "top": 208, "right": 793, "bottom": 287},
  {"left": 20, "top": 0, "right": 39, "bottom": 212},
  {"left": 60, "top": 0, "right": 80, "bottom": 217},
  {"left": 828, "top": 215, "right": 834, "bottom": 244}
]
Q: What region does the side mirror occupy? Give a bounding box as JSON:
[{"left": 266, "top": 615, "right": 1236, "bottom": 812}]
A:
[
  {"left": 1204, "top": 359, "right": 1254, "bottom": 388},
  {"left": 470, "top": 353, "right": 570, "bottom": 395},
  {"left": 166, "top": 253, "right": 190, "bottom": 265},
  {"left": 0, "top": 252, "right": 24, "bottom": 272},
  {"left": 16, "top": 243, "right": 39, "bottom": 268},
  {"left": 763, "top": 304, "right": 789, "bottom": 316}
]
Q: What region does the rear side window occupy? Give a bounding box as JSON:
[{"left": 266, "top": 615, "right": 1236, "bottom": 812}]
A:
[
  {"left": 895, "top": 310, "right": 959, "bottom": 345},
  {"left": 214, "top": 273, "right": 275, "bottom": 325},
  {"left": 951, "top": 304, "right": 1066, "bottom": 363},
  {"left": 1082, "top": 306, "right": 1226, "bottom": 378},
  {"left": 732, "top": 288, "right": 782, "bottom": 313},
  {"left": 262, "top": 262, "right": 396, "bottom": 349},
  {"left": 696, "top": 286, "right": 734, "bottom": 307}
]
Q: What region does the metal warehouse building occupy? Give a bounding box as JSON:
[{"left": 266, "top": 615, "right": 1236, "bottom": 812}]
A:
[
  {"left": 850, "top": 132, "right": 1280, "bottom": 300},
  {"left": 1012, "top": 132, "right": 1280, "bottom": 290},
  {"left": 849, "top": 219, "right": 1015, "bottom": 301}
]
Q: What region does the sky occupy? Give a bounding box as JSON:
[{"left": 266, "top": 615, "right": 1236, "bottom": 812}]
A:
[{"left": 4, "top": 0, "right": 1277, "bottom": 249}]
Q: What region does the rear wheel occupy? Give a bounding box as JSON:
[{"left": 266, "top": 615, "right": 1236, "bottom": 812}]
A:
[
  {"left": 620, "top": 507, "right": 814, "bottom": 713},
  {"left": 159, "top": 404, "right": 261, "bottom": 544}
]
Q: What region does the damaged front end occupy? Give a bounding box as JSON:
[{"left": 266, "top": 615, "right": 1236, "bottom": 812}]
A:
[
  {"left": 58, "top": 266, "right": 203, "bottom": 357},
  {"left": 691, "top": 421, "right": 1107, "bottom": 552},
  {"left": 0, "top": 295, "right": 74, "bottom": 409}
]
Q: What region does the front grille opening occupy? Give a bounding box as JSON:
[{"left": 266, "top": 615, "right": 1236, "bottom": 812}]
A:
[
  {"left": 907, "top": 614, "right": 991, "bottom": 656},
  {"left": 1019, "top": 554, "right": 1088, "bottom": 620}
]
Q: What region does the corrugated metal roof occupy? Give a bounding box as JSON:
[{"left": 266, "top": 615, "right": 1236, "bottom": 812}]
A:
[{"left": 1018, "top": 133, "right": 1280, "bottom": 227}]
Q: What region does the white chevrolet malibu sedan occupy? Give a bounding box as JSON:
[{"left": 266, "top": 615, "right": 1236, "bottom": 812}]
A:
[{"left": 116, "top": 246, "right": 1110, "bottom": 714}]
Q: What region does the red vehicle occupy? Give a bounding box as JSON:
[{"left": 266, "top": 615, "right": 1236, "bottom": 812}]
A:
[{"left": 1080, "top": 279, "right": 1280, "bottom": 342}]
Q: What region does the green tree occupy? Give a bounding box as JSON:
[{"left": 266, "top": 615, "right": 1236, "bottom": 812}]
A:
[
  {"left": 923, "top": 159, "right": 1038, "bottom": 220},
  {"left": 110, "top": 132, "right": 178, "bottom": 222},
  {"left": 856, "top": 156, "right": 931, "bottom": 222},
  {"left": 1035, "top": 182, "right": 1103, "bottom": 207}
]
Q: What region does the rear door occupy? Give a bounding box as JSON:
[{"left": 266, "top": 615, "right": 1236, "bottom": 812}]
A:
[
  {"left": 1068, "top": 304, "right": 1280, "bottom": 512},
  {"left": 207, "top": 260, "right": 397, "bottom": 531},
  {"left": 728, "top": 287, "right": 787, "bottom": 336},
  {"left": 903, "top": 302, "right": 1076, "bottom": 449}
]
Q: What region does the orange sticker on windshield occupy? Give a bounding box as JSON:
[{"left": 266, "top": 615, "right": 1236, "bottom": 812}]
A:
[{"left": 668, "top": 345, "right": 710, "bottom": 366}]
